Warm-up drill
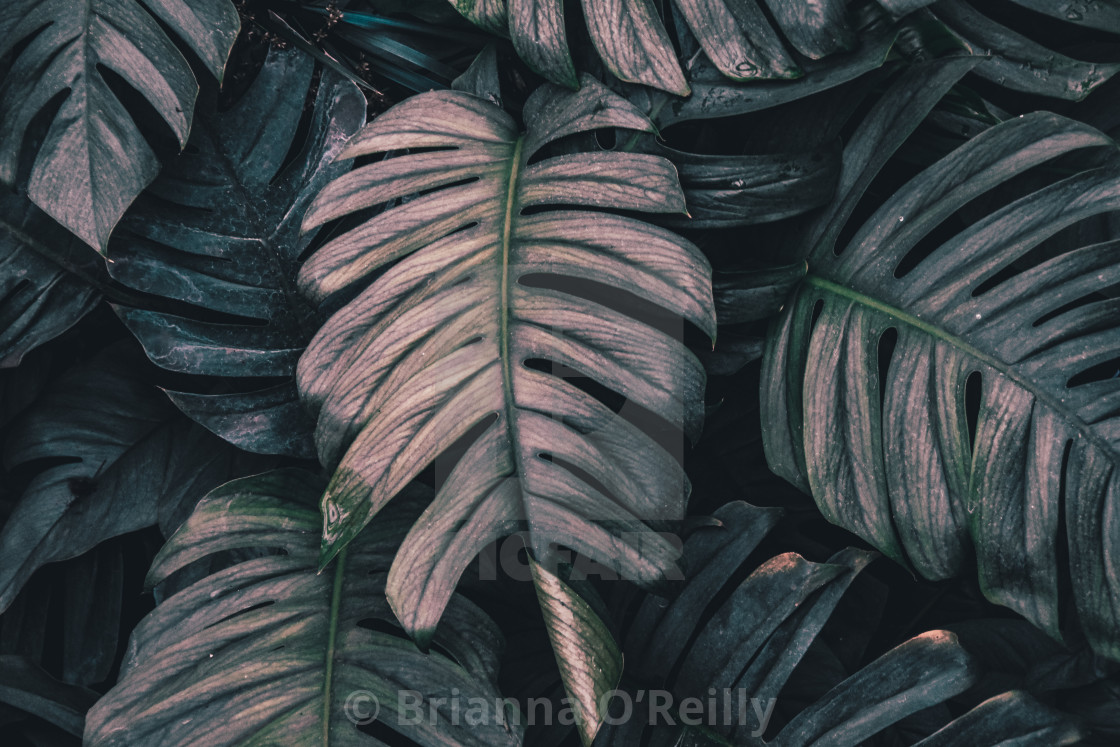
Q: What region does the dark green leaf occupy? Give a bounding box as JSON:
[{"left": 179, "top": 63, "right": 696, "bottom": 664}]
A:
[
  {"left": 933, "top": 0, "right": 1120, "bottom": 100},
  {"left": 452, "top": 44, "right": 504, "bottom": 106},
  {"left": 759, "top": 0, "right": 857, "bottom": 59},
  {"left": 911, "top": 690, "right": 1081, "bottom": 746},
  {"left": 110, "top": 49, "right": 366, "bottom": 458},
  {"left": 598, "top": 500, "right": 1042, "bottom": 746},
  {"left": 510, "top": 0, "right": 577, "bottom": 88},
  {"left": 795, "top": 55, "right": 982, "bottom": 261},
  {"left": 0, "top": 191, "right": 101, "bottom": 368},
  {"left": 1008, "top": 0, "right": 1120, "bottom": 33},
  {"left": 771, "top": 630, "right": 977, "bottom": 746},
  {"left": 762, "top": 111, "right": 1120, "bottom": 657},
  {"left": 0, "top": 0, "right": 239, "bottom": 250},
  {"left": 714, "top": 263, "right": 807, "bottom": 324},
  {"left": 450, "top": 0, "right": 867, "bottom": 94},
  {"left": 0, "top": 655, "right": 97, "bottom": 737},
  {"left": 0, "top": 343, "right": 269, "bottom": 612},
  {"left": 641, "top": 141, "right": 841, "bottom": 229},
  {"left": 874, "top": 0, "right": 935, "bottom": 16},
  {"left": 658, "top": 26, "right": 897, "bottom": 126}
]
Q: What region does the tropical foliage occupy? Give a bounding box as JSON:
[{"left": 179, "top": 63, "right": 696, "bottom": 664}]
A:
[{"left": 1, "top": 0, "right": 1119, "bottom": 745}]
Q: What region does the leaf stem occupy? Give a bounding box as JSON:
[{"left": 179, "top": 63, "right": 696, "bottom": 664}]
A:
[{"left": 322, "top": 546, "right": 348, "bottom": 744}]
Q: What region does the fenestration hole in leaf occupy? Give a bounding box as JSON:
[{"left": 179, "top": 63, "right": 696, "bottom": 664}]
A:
[
  {"left": 1067, "top": 357, "right": 1120, "bottom": 387},
  {"left": 1033, "top": 285, "right": 1120, "bottom": 327},
  {"left": 892, "top": 211, "right": 971, "bottom": 279},
  {"left": 206, "top": 601, "right": 275, "bottom": 630},
  {"left": 1055, "top": 437, "right": 1074, "bottom": 632},
  {"left": 430, "top": 412, "right": 499, "bottom": 492},
  {"left": 965, "top": 370, "right": 983, "bottom": 453},
  {"left": 355, "top": 619, "right": 461, "bottom": 664},
  {"left": 523, "top": 358, "right": 622, "bottom": 413},
  {"left": 543, "top": 452, "right": 627, "bottom": 509},
  {"left": 0, "top": 21, "right": 42, "bottom": 68},
  {"left": 14, "top": 89, "right": 68, "bottom": 181},
  {"left": 594, "top": 128, "right": 617, "bottom": 150},
  {"left": 268, "top": 81, "right": 317, "bottom": 186},
  {"left": 96, "top": 64, "right": 182, "bottom": 155},
  {"left": 521, "top": 358, "right": 689, "bottom": 454},
  {"left": 418, "top": 176, "right": 480, "bottom": 196},
  {"left": 809, "top": 298, "right": 825, "bottom": 330},
  {"left": 355, "top": 617, "right": 411, "bottom": 640},
  {"left": 972, "top": 262, "right": 1027, "bottom": 297},
  {"left": 358, "top": 719, "right": 415, "bottom": 745},
  {"left": 518, "top": 272, "right": 686, "bottom": 339},
  {"left": 877, "top": 328, "right": 898, "bottom": 409}
]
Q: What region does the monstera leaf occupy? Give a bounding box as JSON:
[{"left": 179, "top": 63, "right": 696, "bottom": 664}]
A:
[
  {"left": 0, "top": 190, "right": 102, "bottom": 368},
  {"left": 0, "top": 0, "right": 239, "bottom": 251},
  {"left": 0, "top": 655, "right": 98, "bottom": 740},
  {"left": 450, "top": 0, "right": 861, "bottom": 95},
  {"left": 899, "top": 0, "right": 1120, "bottom": 100},
  {"left": 297, "top": 75, "right": 716, "bottom": 644},
  {"left": 595, "top": 501, "right": 1081, "bottom": 746},
  {"left": 0, "top": 342, "right": 270, "bottom": 612},
  {"left": 761, "top": 110, "right": 1120, "bottom": 659},
  {"left": 110, "top": 49, "right": 366, "bottom": 459},
  {"left": 84, "top": 469, "right": 523, "bottom": 747},
  {"left": 0, "top": 540, "right": 126, "bottom": 687}
]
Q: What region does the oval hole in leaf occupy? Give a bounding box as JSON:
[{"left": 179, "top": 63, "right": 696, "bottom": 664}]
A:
[
  {"left": 1067, "top": 356, "right": 1120, "bottom": 387},
  {"left": 964, "top": 369, "right": 983, "bottom": 454},
  {"left": 877, "top": 327, "right": 898, "bottom": 409}
]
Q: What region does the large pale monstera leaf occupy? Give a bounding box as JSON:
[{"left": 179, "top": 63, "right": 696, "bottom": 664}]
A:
[
  {"left": 449, "top": 0, "right": 859, "bottom": 95},
  {"left": 0, "top": 0, "right": 238, "bottom": 251},
  {"left": 762, "top": 111, "right": 1120, "bottom": 659},
  {"left": 297, "top": 75, "right": 715, "bottom": 644}
]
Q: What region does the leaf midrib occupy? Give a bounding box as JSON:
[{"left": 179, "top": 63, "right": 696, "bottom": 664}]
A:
[
  {"left": 805, "top": 273, "right": 1119, "bottom": 461},
  {"left": 198, "top": 126, "right": 321, "bottom": 341},
  {"left": 499, "top": 136, "right": 527, "bottom": 489}
]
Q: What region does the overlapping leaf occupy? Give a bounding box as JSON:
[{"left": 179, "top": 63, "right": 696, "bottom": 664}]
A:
[
  {"left": 931, "top": 0, "right": 1120, "bottom": 100},
  {"left": 597, "top": 501, "right": 1080, "bottom": 746},
  {"left": 762, "top": 111, "right": 1120, "bottom": 658},
  {"left": 450, "top": 0, "right": 862, "bottom": 95},
  {"left": 298, "top": 75, "right": 716, "bottom": 644},
  {"left": 530, "top": 560, "right": 623, "bottom": 746},
  {"left": 649, "top": 21, "right": 899, "bottom": 127},
  {"left": 0, "top": 343, "right": 269, "bottom": 612},
  {"left": 85, "top": 469, "right": 523, "bottom": 747},
  {"left": 1, "top": 540, "right": 125, "bottom": 687},
  {"left": 633, "top": 140, "right": 841, "bottom": 229},
  {"left": 0, "top": 190, "right": 101, "bottom": 368},
  {"left": 0, "top": 655, "right": 98, "bottom": 740},
  {"left": 110, "top": 49, "right": 366, "bottom": 458},
  {"left": 0, "top": 0, "right": 239, "bottom": 250}
]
